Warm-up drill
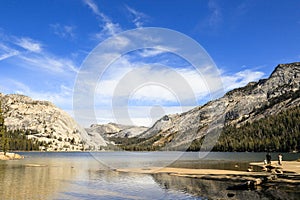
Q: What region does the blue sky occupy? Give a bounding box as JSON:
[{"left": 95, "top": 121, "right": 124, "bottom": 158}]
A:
[{"left": 0, "top": 0, "right": 300, "bottom": 126}]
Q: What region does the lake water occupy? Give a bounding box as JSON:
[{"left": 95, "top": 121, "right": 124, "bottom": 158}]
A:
[{"left": 0, "top": 152, "right": 299, "bottom": 199}]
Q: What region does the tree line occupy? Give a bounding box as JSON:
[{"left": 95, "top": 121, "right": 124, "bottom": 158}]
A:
[
  {"left": 188, "top": 106, "right": 300, "bottom": 152},
  {"left": 109, "top": 134, "right": 162, "bottom": 151},
  {"left": 0, "top": 103, "right": 41, "bottom": 153}
]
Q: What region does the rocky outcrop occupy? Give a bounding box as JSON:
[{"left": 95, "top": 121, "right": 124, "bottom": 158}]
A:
[
  {"left": 138, "top": 62, "right": 300, "bottom": 149},
  {"left": 0, "top": 152, "right": 24, "bottom": 160},
  {"left": 0, "top": 93, "right": 107, "bottom": 151}
]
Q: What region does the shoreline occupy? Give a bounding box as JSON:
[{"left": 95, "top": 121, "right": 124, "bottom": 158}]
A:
[
  {"left": 116, "top": 160, "right": 300, "bottom": 185},
  {"left": 116, "top": 160, "right": 300, "bottom": 175},
  {"left": 250, "top": 160, "right": 300, "bottom": 174},
  {"left": 0, "top": 152, "right": 24, "bottom": 160}
]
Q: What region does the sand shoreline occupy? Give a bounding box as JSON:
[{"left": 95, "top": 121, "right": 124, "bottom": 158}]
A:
[
  {"left": 116, "top": 161, "right": 300, "bottom": 185},
  {"left": 116, "top": 160, "right": 300, "bottom": 174},
  {"left": 0, "top": 152, "right": 24, "bottom": 160}
]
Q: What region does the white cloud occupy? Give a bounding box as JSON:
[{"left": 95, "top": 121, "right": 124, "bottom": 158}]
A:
[
  {"left": 83, "top": 0, "right": 122, "bottom": 39},
  {"left": 50, "top": 23, "right": 76, "bottom": 39},
  {"left": 83, "top": 0, "right": 102, "bottom": 17},
  {"left": 196, "top": 0, "right": 223, "bottom": 33},
  {"left": 138, "top": 48, "right": 166, "bottom": 57},
  {"left": 0, "top": 43, "right": 19, "bottom": 61},
  {"left": 222, "top": 69, "right": 265, "bottom": 91},
  {"left": 208, "top": 0, "right": 222, "bottom": 28},
  {"left": 94, "top": 57, "right": 209, "bottom": 106},
  {"left": 125, "top": 5, "right": 148, "bottom": 28},
  {"left": 0, "top": 32, "right": 79, "bottom": 118},
  {"left": 18, "top": 54, "right": 78, "bottom": 74},
  {"left": 0, "top": 78, "right": 73, "bottom": 110},
  {"left": 94, "top": 22, "right": 122, "bottom": 40},
  {"left": 93, "top": 105, "right": 195, "bottom": 127},
  {"left": 14, "top": 37, "right": 42, "bottom": 53},
  {"left": 90, "top": 53, "right": 266, "bottom": 126},
  {"left": 0, "top": 32, "right": 79, "bottom": 75}
]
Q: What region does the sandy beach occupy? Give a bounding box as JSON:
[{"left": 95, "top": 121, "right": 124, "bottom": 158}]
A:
[
  {"left": 117, "top": 160, "right": 300, "bottom": 175},
  {"left": 116, "top": 160, "right": 300, "bottom": 185},
  {"left": 116, "top": 167, "right": 252, "bottom": 175}
]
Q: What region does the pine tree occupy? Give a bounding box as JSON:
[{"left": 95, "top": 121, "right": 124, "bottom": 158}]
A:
[{"left": 0, "top": 102, "right": 9, "bottom": 155}]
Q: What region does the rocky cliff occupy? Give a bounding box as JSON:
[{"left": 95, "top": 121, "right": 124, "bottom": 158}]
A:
[
  {"left": 0, "top": 93, "right": 107, "bottom": 151},
  {"left": 133, "top": 62, "right": 300, "bottom": 149}
]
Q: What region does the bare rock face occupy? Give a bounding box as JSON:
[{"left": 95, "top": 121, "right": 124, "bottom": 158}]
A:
[
  {"left": 0, "top": 94, "right": 107, "bottom": 151},
  {"left": 86, "top": 123, "right": 148, "bottom": 140},
  {"left": 138, "top": 62, "right": 300, "bottom": 149}
]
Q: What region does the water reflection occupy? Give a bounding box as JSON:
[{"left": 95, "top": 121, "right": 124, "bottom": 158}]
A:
[
  {"left": 62, "top": 167, "right": 206, "bottom": 200},
  {"left": 1, "top": 152, "right": 300, "bottom": 200},
  {"left": 0, "top": 161, "right": 78, "bottom": 199},
  {"left": 151, "top": 173, "right": 300, "bottom": 199}
]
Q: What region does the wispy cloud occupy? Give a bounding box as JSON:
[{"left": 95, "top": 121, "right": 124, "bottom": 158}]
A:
[
  {"left": 125, "top": 5, "right": 148, "bottom": 28},
  {"left": 18, "top": 54, "right": 78, "bottom": 74},
  {"left": 0, "top": 43, "right": 19, "bottom": 61},
  {"left": 195, "top": 0, "right": 223, "bottom": 33},
  {"left": 0, "top": 30, "right": 79, "bottom": 118},
  {"left": 222, "top": 69, "right": 265, "bottom": 91},
  {"left": 50, "top": 23, "right": 76, "bottom": 39},
  {"left": 0, "top": 31, "right": 78, "bottom": 74},
  {"left": 208, "top": 0, "right": 222, "bottom": 28},
  {"left": 83, "top": 0, "right": 122, "bottom": 39},
  {"left": 0, "top": 78, "right": 74, "bottom": 110},
  {"left": 137, "top": 48, "right": 167, "bottom": 58},
  {"left": 14, "top": 37, "right": 42, "bottom": 53},
  {"left": 83, "top": 0, "right": 102, "bottom": 17}
]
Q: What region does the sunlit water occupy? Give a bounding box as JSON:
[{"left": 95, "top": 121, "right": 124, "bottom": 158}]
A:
[{"left": 0, "top": 152, "right": 299, "bottom": 199}]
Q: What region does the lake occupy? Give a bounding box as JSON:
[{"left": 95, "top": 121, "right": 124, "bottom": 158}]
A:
[{"left": 0, "top": 152, "right": 299, "bottom": 199}]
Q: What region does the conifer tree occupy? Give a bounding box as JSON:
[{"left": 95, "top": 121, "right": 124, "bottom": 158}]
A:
[{"left": 0, "top": 102, "right": 8, "bottom": 155}]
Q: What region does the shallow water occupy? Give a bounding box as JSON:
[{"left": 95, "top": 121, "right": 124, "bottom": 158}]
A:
[{"left": 0, "top": 152, "right": 299, "bottom": 199}]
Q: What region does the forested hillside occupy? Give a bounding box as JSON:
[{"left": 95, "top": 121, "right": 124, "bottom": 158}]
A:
[
  {"left": 188, "top": 106, "right": 300, "bottom": 152},
  {"left": 106, "top": 63, "right": 300, "bottom": 152},
  {"left": 0, "top": 103, "right": 42, "bottom": 152}
]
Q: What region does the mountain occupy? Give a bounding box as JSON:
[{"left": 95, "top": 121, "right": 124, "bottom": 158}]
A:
[
  {"left": 0, "top": 93, "right": 106, "bottom": 151},
  {"left": 111, "top": 62, "right": 300, "bottom": 151},
  {"left": 1, "top": 62, "right": 299, "bottom": 152},
  {"left": 86, "top": 123, "right": 148, "bottom": 139},
  {"left": 85, "top": 123, "right": 148, "bottom": 149}
]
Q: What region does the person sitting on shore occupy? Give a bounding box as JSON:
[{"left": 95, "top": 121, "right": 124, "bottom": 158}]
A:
[
  {"left": 266, "top": 153, "right": 271, "bottom": 165},
  {"left": 278, "top": 153, "right": 283, "bottom": 165}
]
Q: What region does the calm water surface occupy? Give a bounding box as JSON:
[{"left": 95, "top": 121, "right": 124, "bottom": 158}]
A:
[{"left": 0, "top": 152, "right": 299, "bottom": 200}]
